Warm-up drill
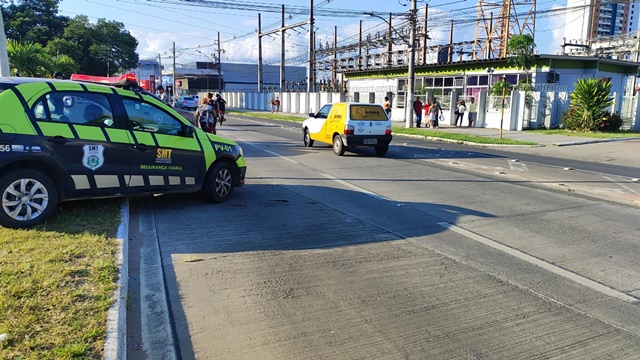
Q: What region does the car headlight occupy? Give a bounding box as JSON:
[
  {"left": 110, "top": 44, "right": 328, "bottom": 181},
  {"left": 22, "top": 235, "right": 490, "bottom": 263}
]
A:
[{"left": 233, "top": 145, "right": 244, "bottom": 157}]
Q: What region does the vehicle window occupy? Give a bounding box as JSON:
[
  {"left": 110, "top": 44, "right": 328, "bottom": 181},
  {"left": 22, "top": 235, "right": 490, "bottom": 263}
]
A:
[
  {"left": 350, "top": 105, "right": 388, "bottom": 121},
  {"left": 317, "top": 104, "right": 332, "bottom": 118},
  {"left": 32, "top": 92, "right": 115, "bottom": 127},
  {"left": 122, "top": 98, "right": 184, "bottom": 135}
]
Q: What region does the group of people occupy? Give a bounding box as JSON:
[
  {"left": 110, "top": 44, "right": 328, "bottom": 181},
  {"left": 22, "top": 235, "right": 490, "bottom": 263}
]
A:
[
  {"left": 269, "top": 97, "right": 281, "bottom": 113},
  {"left": 412, "top": 96, "right": 477, "bottom": 128},
  {"left": 195, "top": 92, "right": 227, "bottom": 135},
  {"left": 454, "top": 98, "right": 477, "bottom": 127},
  {"left": 412, "top": 97, "right": 443, "bottom": 129}
]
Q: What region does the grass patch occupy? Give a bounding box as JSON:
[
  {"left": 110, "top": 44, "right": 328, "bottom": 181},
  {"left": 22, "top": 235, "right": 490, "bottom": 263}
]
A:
[
  {"left": 393, "top": 127, "right": 539, "bottom": 145},
  {"left": 525, "top": 129, "right": 640, "bottom": 139},
  {"left": 227, "top": 110, "right": 306, "bottom": 122},
  {"left": 0, "top": 199, "right": 121, "bottom": 360}
]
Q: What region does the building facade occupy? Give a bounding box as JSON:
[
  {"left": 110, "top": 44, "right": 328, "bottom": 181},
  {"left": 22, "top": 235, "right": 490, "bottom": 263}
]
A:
[{"left": 564, "top": 0, "right": 639, "bottom": 41}]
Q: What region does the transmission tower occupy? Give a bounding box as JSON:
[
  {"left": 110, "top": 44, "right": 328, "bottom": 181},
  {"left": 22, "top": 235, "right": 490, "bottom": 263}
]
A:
[{"left": 472, "top": 0, "right": 536, "bottom": 60}]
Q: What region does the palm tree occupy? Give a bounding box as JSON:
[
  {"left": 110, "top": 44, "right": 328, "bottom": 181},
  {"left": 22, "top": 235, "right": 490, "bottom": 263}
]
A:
[{"left": 7, "top": 40, "right": 51, "bottom": 77}]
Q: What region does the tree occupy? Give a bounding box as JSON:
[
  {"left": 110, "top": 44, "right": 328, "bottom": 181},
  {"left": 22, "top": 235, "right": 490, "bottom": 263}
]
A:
[
  {"left": 506, "top": 34, "right": 536, "bottom": 88},
  {"left": 62, "top": 16, "right": 138, "bottom": 75},
  {"left": 7, "top": 39, "right": 50, "bottom": 76},
  {"left": 562, "top": 78, "right": 614, "bottom": 131},
  {"left": 3, "top": 3, "right": 139, "bottom": 76},
  {"left": 2, "top": 0, "right": 69, "bottom": 45}
]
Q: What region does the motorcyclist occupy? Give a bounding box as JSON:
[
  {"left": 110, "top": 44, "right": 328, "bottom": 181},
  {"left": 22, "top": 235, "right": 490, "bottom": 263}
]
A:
[{"left": 214, "top": 93, "right": 227, "bottom": 125}]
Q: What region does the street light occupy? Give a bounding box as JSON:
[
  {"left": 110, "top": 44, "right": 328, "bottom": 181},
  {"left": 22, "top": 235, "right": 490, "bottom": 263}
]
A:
[
  {"left": 195, "top": 49, "right": 216, "bottom": 93},
  {"left": 365, "top": 1, "right": 417, "bottom": 128}
]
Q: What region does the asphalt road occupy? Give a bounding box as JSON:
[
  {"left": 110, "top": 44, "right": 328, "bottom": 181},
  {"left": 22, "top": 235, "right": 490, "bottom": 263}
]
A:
[{"left": 127, "top": 115, "right": 640, "bottom": 359}]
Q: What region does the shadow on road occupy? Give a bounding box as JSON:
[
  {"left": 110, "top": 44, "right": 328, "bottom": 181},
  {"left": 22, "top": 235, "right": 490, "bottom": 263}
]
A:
[{"left": 139, "top": 183, "right": 494, "bottom": 359}]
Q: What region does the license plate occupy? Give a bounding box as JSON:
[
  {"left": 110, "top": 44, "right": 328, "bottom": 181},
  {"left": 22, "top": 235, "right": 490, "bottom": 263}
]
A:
[{"left": 363, "top": 138, "right": 377, "bottom": 145}]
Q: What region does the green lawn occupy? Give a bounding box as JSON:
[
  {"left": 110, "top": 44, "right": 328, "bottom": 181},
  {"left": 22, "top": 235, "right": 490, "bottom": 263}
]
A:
[
  {"left": 227, "top": 110, "right": 306, "bottom": 122},
  {"left": 0, "top": 199, "right": 121, "bottom": 359},
  {"left": 525, "top": 129, "right": 640, "bottom": 139}
]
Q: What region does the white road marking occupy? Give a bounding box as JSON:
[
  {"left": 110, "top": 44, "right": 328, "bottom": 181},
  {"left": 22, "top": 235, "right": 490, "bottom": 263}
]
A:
[
  {"left": 601, "top": 174, "right": 638, "bottom": 194},
  {"left": 438, "top": 221, "right": 640, "bottom": 305},
  {"left": 320, "top": 173, "right": 388, "bottom": 201},
  {"left": 264, "top": 149, "right": 299, "bottom": 164}
]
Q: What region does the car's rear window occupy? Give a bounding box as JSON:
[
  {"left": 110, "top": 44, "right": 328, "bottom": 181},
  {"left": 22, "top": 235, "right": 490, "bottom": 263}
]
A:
[
  {"left": 350, "top": 105, "right": 388, "bottom": 121},
  {"left": 183, "top": 96, "right": 194, "bottom": 100}
]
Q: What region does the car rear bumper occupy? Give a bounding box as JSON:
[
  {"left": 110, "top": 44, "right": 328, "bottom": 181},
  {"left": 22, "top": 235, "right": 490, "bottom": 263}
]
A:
[{"left": 341, "top": 134, "right": 392, "bottom": 147}]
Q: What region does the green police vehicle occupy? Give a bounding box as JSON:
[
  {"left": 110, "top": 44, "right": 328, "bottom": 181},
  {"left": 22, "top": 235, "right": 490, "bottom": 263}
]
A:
[{"left": 0, "top": 73, "right": 246, "bottom": 228}]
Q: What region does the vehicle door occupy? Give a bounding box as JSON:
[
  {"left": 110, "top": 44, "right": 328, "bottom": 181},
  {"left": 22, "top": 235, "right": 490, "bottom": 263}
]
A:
[
  {"left": 307, "top": 104, "right": 332, "bottom": 140},
  {"left": 120, "top": 97, "right": 203, "bottom": 193},
  {"left": 322, "top": 103, "right": 346, "bottom": 143},
  {"left": 31, "top": 91, "right": 133, "bottom": 197}
]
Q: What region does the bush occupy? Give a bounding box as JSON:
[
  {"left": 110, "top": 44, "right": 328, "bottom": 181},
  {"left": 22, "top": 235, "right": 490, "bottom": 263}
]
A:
[
  {"left": 561, "top": 78, "right": 613, "bottom": 131},
  {"left": 600, "top": 113, "right": 623, "bottom": 131}
]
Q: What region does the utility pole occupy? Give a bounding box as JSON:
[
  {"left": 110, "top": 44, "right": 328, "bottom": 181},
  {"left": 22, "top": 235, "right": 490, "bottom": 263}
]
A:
[
  {"left": 333, "top": 26, "right": 337, "bottom": 91},
  {"left": 172, "top": 41, "right": 176, "bottom": 106},
  {"left": 422, "top": 4, "right": 428, "bottom": 65},
  {"left": 258, "top": 7, "right": 307, "bottom": 92},
  {"left": 307, "top": 0, "right": 314, "bottom": 110},
  {"left": 387, "top": 13, "right": 393, "bottom": 65},
  {"left": 448, "top": 20, "right": 454, "bottom": 63},
  {"left": 405, "top": 0, "right": 418, "bottom": 128},
  {"left": 358, "top": 20, "right": 362, "bottom": 69},
  {"left": 280, "top": 5, "right": 285, "bottom": 90},
  {"left": 0, "top": 9, "right": 10, "bottom": 76},
  {"left": 217, "top": 32, "right": 222, "bottom": 92},
  {"left": 258, "top": 13, "right": 263, "bottom": 92},
  {"left": 158, "top": 53, "right": 162, "bottom": 88}
]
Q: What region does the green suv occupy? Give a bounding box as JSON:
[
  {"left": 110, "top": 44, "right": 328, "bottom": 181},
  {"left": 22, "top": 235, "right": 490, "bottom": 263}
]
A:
[{"left": 0, "top": 74, "right": 246, "bottom": 228}]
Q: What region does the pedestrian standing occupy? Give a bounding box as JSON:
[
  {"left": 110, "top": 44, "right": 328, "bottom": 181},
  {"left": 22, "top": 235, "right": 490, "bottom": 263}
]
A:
[
  {"left": 383, "top": 96, "right": 392, "bottom": 116},
  {"left": 269, "top": 97, "right": 275, "bottom": 113},
  {"left": 467, "top": 97, "right": 477, "bottom": 127},
  {"left": 195, "top": 97, "right": 215, "bottom": 134},
  {"left": 274, "top": 97, "right": 281, "bottom": 113},
  {"left": 429, "top": 97, "right": 442, "bottom": 128},
  {"left": 455, "top": 100, "right": 466, "bottom": 127},
  {"left": 413, "top": 97, "right": 423, "bottom": 127},
  {"left": 422, "top": 99, "right": 432, "bottom": 128}
]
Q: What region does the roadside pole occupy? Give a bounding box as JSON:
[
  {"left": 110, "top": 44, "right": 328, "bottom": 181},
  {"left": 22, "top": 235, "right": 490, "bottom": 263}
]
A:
[{"left": 0, "top": 9, "right": 11, "bottom": 76}]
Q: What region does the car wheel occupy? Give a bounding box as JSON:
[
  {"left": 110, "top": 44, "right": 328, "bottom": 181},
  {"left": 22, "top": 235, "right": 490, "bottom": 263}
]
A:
[
  {"left": 333, "top": 134, "right": 345, "bottom": 156},
  {"left": 375, "top": 145, "right": 389, "bottom": 157},
  {"left": 303, "top": 129, "right": 314, "bottom": 147},
  {"left": 203, "top": 162, "right": 234, "bottom": 203},
  {"left": 0, "top": 169, "right": 59, "bottom": 228}
]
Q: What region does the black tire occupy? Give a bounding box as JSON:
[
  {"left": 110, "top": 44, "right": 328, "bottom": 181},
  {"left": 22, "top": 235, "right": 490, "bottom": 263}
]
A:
[
  {"left": 203, "top": 162, "right": 235, "bottom": 203},
  {"left": 303, "top": 129, "right": 314, "bottom": 147},
  {"left": 333, "top": 134, "right": 345, "bottom": 156},
  {"left": 0, "top": 169, "right": 59, "bottom": 228},
  {"left": 375, "top": 145, "right": 389, "bottom": 157}
]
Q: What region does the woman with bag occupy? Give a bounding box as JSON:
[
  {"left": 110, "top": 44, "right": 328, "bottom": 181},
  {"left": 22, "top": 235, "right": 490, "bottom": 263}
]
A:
[
  {"left": 455, "top": 100, "right": 466, "bottom": 127},
  {"left": 195, "top": 97, "right": 215, "bottom": 134}
]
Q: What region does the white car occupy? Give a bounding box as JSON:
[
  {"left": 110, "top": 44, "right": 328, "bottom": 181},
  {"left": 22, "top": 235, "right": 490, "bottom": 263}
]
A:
[{"left": 176, "top": 96, "right": 198, "bottom": 110}]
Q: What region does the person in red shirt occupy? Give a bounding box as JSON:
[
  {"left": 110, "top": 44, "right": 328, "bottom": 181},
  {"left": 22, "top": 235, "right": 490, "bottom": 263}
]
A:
[
  {"left": 413, "top": 97, "right": 423, "bottom": 127},
  {"left": 422, "top": 99, "right": 431, "bottom": 128}
]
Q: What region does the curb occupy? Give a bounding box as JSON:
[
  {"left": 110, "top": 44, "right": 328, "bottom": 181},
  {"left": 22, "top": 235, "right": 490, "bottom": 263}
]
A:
[
  {"left": 393, "top": 132, "right": 544, "bottom": 148},
  {"left": 103, "top": 198, "right": 129, "bottom": 360},
  {"left": 553, "top": 137, "right": 640, "bottom": 147}
]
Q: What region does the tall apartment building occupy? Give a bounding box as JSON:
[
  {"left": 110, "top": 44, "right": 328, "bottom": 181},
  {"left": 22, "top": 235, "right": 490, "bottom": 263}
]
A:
[{"left": 564, "top": 0, "right": 638, "bottom": 41}]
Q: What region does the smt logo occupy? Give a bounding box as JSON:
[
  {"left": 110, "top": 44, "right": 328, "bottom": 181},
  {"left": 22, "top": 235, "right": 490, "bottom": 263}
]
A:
[
  {"left": 156, "top": 148, "right": 173, "bottom": 164},
  {"left": 82, "top": 145, "right": 104, "bottom": 171}
]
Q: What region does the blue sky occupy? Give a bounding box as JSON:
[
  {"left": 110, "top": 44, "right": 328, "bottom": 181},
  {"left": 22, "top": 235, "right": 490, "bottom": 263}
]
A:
[{"left": 58, "top": 0, "right": 568, "bottom": 66}]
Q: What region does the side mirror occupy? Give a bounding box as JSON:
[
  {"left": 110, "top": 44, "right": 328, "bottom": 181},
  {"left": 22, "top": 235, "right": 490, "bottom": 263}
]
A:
[{"left": 308, "top": 112, "right": 315, "bottom": 117}]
